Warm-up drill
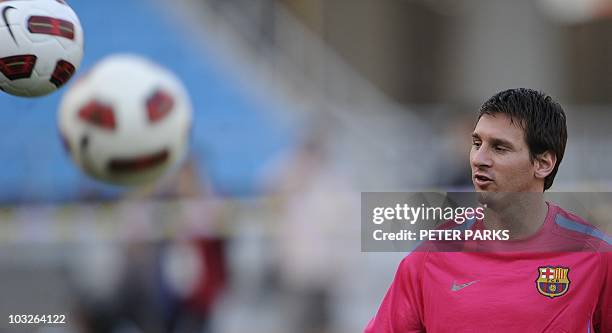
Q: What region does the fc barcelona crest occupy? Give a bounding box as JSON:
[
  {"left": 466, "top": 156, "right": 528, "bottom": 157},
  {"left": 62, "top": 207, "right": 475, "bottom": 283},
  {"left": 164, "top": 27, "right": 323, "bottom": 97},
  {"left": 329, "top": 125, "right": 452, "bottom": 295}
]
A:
[{"left": 536, "top": 266, "right": 570, "bottom": 298}]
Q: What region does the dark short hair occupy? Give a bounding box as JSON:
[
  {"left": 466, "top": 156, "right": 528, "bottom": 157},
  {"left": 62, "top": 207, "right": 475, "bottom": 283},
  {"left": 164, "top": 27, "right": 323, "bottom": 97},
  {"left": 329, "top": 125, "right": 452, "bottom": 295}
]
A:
[{"left": 478, "top": 88, "right": 567, "bottom": 191}]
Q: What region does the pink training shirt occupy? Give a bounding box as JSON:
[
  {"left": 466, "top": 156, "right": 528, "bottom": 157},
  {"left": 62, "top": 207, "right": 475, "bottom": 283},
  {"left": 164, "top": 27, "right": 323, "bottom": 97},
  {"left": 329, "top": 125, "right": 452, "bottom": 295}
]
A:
[{"left": 365, "top": 203, "right": 612, "bottom": 332}]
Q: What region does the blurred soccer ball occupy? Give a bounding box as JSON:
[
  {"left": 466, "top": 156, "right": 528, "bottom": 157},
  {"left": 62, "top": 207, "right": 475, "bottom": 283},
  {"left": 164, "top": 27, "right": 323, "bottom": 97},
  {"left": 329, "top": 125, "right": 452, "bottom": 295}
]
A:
[
  {"left": 58, "top": 54, "right": 192, "bottom": 186},
  {"left": 0, "top": 0, "right": 83, "bottom": 97}
]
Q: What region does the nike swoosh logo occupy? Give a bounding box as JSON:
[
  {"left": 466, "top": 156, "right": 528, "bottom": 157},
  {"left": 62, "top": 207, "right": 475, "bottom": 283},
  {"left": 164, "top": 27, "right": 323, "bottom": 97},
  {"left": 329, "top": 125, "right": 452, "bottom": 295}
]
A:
[
  {"left": 2, "top": 6, "right": 18, "bottom": 45},
  {"left": 451, "top": 280, "right": 479, "bottom": 291}
]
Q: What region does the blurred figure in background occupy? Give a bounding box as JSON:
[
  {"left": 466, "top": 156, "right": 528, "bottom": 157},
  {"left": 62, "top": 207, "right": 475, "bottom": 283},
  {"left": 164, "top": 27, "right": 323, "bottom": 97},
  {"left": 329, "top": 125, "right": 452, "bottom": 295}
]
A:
[
  {"left": 258, "top": 127, "right": 361, "bottom": 333},
  {"left": 69, "top": 157, "right": 228, "bottom": 333}
]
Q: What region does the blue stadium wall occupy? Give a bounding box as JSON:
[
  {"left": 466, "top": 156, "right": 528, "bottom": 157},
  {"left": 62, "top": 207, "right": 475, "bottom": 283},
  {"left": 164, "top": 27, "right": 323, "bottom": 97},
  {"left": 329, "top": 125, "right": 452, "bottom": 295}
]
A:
[{"left": 0, "top": 0, "right": 292, "bottom": 203}]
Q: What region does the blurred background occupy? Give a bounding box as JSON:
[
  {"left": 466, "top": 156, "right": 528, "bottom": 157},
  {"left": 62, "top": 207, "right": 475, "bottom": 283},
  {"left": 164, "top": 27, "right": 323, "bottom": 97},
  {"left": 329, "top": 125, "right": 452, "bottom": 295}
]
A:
[{"left": 0, "top": 0, "right": 611, "bottom": 332}]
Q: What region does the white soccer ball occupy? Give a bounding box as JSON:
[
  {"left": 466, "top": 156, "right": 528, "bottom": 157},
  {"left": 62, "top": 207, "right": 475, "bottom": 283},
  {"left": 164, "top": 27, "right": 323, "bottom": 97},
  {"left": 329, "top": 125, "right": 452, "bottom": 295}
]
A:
[
  {"left": 0, "top": 0, "right": 83, "bottom": 97},
  {"left": 58, "top": 54, "right": 193, "bottom": 186}
]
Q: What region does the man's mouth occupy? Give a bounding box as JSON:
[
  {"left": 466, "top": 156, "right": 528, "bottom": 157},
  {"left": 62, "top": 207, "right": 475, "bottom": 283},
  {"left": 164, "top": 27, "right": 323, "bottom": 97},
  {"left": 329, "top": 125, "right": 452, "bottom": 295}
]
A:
[{"left": 474, "top": 173, "right": 494, "bottom": 187}]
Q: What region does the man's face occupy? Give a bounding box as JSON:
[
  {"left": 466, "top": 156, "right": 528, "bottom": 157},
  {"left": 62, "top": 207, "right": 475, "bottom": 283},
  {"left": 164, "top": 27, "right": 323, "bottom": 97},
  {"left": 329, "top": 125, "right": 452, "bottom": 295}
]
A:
[{"left": 470, "top": 113, "right": 542, "bottom": 193}]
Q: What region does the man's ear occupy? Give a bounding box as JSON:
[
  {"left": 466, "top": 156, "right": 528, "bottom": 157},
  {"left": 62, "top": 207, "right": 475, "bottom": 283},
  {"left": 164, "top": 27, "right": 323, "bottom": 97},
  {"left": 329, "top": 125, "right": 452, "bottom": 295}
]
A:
[{"left": 534, "top": 151, "right": 557, "bottom": 180}]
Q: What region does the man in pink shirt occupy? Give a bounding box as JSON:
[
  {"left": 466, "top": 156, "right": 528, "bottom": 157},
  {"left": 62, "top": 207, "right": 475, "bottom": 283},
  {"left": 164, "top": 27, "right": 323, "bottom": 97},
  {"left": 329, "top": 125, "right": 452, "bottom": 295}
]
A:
[{"left": 365, "top": 88, "right": 611, "bottom": 332}]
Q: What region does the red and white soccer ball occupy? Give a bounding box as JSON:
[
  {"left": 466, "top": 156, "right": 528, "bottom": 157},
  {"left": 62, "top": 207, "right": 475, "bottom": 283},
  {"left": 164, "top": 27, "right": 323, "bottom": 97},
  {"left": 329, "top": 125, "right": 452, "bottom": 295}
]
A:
[
  {"left": 58, "top": 54, "right": 193, "bottom": 186},
  {"left": 0, "top": 0, "right": 83, "bottom": 97}
]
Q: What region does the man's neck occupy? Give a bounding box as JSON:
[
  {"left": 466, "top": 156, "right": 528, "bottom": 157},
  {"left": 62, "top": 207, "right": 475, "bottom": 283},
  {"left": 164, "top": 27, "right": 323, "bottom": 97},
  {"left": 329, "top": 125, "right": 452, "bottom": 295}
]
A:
[{"left": 482, "top": 193, "right": 549, "bottom": 240}]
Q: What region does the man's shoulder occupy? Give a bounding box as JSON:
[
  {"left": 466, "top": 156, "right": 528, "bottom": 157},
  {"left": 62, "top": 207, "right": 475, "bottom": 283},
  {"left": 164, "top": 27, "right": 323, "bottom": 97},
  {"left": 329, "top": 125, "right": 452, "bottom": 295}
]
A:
[
  {"left": 396, "top": 250, "right": 434, "bottom": 277},
  {"left": 550, "top": 203, "right": 612, "bottom": 250}
]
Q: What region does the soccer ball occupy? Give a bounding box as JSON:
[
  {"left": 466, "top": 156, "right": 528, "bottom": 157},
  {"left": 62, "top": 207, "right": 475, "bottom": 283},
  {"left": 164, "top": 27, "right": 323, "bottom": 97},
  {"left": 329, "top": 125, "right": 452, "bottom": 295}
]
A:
[
  {"left": 0, "top": 0, "right": 83, "bottom": 97},
  {"left": 58, "top": 54, "right": 193, "bottom": 186}
]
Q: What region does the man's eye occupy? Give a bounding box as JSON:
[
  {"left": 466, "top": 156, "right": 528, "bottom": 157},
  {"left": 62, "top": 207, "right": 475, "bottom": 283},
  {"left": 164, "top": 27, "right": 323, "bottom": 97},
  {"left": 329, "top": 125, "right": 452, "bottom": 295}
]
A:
[
  {"left": 472, "top": 141, "right": 481, "bottom": 148},
  {"left": 494, "top": 146, "right": 506, "bottom": 152}
]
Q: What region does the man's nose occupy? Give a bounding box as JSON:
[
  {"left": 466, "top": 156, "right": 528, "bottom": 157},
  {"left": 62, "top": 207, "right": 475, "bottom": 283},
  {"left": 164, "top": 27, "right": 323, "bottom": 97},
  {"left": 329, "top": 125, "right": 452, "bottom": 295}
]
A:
[{"left": 471, "top": 146, "right": 493, "bottom": 168}]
